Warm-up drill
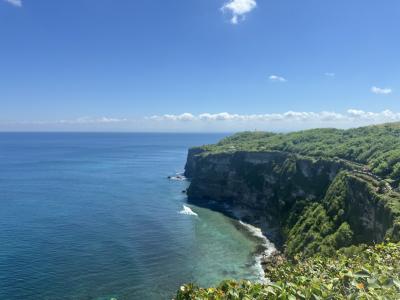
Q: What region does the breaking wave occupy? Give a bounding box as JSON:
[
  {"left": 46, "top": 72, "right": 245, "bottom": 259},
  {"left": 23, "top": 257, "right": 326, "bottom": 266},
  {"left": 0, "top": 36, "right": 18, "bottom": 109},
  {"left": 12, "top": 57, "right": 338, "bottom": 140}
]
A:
[{"left": 179, "top": 205, "right": 198, "bottom": 216}]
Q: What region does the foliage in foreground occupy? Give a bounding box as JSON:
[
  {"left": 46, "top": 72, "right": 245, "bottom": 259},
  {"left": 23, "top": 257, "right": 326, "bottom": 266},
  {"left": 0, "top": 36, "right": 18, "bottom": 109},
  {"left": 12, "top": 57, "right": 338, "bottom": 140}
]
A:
[{"left": 175, "top": 242, "right": 400, "bottom": 300}]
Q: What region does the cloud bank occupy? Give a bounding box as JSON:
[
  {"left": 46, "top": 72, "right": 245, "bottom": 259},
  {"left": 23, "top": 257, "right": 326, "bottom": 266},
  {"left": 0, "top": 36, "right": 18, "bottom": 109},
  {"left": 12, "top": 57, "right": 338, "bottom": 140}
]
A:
[
  {"left": 221, "top": 0, "right": 257, "bottom": 24},
  {"left": 2, "top": 110, "right": 400, "bottom": 132},
  {"left": 4, "top": 0, "right": 22, "bottom": 7},
  {"left": 150, "top": 109, "right": 400, "bottom": 124},
  {"left": 145, "top": 109, "right": 400, "bottom": 131}
]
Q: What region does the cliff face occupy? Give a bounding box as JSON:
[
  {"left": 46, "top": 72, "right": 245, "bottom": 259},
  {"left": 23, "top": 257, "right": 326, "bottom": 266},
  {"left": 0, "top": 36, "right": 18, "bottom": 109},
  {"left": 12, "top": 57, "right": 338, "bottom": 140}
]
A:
[
  {"left": 185, "top": 148, "right": 400, "bottom": 255},
  {"left": 338, "top": 174, "right": 394, "bottom": 242},
  {"left": 185, "top": 149, "right": 345, "bottom": 225}
]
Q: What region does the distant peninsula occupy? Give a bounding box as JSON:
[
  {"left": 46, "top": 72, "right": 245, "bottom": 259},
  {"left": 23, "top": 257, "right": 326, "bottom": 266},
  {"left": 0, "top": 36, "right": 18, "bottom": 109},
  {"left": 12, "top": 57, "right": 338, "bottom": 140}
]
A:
[{"left": 177, "top": 122, "right": 400, "bottom": 299}]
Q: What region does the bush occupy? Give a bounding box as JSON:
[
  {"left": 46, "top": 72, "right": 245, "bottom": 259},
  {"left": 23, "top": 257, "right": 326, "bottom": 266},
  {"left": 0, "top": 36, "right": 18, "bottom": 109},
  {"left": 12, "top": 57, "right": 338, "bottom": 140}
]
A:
[{"left": 176, "top": 243, "right": 400, "bottom": 300}]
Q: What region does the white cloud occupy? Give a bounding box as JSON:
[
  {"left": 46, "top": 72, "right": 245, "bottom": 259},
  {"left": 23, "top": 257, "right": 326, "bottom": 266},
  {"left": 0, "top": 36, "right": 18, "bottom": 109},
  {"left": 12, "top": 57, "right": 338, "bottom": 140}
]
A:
[
  {"left": 221, "top": 0, "right": 257, "bottom": 24},
  {"left": 269, "top": 75, "right": 287, "bottom": 82},
  {"left": 150, "top": 113, "right": 195, "bottom": 122},
  {"left": 150, "top": 109, "right": 400, "bottom": 125},
  {"left": 4, "top": 0, "right": 22, "bottom": 7},
  {"left": 346, "top": 109, "right": 400, "bottom": 121},
  {"left": 371, "top": 86, "right": 392, "bottom": 95},
  {"left": 324, "top": 72, "right": 335, "bottom": 77}
]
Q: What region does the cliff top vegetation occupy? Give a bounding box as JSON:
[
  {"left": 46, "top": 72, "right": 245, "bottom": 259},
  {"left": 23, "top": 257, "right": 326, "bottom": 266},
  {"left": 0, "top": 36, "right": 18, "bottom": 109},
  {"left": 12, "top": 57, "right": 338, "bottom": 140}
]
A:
[{"left": 196, "top": 122, "right": 400, "bottom": 185}]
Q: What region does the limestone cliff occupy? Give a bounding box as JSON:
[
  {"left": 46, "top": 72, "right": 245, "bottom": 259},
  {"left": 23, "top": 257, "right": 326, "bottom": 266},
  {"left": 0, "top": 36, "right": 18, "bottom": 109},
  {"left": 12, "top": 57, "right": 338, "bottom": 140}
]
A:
[{"left": 184, "top": 147, "right": 400, "bottom": 256}]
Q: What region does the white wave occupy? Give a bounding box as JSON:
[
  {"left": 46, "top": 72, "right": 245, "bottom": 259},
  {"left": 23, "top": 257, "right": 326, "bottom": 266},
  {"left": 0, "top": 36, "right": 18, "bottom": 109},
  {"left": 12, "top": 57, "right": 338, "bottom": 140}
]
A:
[
  {"left": 179, "top": 205, "right": 198, "bottom": 216},
  {"left": 239, "top": 222, "right": 274, "bottom": 251},
  {"left": 239, "top": 221, "right": 276, "bottom": 283}
]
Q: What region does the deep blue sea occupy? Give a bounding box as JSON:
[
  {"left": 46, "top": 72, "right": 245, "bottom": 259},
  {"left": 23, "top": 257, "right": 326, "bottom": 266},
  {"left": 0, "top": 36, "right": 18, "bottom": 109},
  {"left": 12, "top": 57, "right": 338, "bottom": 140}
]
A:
[{"left": 0, "top": 133, "right": 264, "bottom": 300}]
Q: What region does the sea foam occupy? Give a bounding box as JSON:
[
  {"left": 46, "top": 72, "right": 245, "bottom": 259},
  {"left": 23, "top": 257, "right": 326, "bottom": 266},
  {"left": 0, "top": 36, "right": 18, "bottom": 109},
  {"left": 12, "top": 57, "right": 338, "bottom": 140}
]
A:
[
  {"left": 239, "top": 220, "right": 276, "bottom": 283},
  {"left": 179, "top": 205, "right": 198, "bottom": 216},
  {"left": 239, "top": 221, "right": 276, "bottom": 256}
]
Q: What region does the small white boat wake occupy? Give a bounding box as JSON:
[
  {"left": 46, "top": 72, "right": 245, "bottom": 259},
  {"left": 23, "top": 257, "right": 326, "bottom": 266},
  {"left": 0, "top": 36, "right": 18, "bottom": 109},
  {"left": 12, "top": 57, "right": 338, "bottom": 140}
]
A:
[{"left": 179, "top": 205, "right": 198, "bottom": 216}]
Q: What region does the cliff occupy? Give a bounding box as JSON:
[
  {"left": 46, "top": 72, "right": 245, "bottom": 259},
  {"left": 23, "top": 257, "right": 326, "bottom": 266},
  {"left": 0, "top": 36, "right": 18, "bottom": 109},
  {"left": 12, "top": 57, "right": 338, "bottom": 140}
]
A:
[
  {"left": 184, "top": 125, "right": 400, "bottom": 256},
  {"left": 177, "top": 124, "right": 400, "bottom": 299}
]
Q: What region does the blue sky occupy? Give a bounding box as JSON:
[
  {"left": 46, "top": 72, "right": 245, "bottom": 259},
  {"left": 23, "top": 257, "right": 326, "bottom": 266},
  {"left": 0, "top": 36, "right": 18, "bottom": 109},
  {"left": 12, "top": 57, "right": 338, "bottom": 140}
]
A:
[{"left": 1, "top": 0, "right": 399, "bottom": 131}]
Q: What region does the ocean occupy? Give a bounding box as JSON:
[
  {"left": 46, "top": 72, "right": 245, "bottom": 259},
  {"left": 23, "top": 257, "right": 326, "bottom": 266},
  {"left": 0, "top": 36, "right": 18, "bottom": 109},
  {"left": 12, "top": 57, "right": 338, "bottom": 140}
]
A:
[{"left": 0, "top": 133, "right": 265, "bottom": 300}]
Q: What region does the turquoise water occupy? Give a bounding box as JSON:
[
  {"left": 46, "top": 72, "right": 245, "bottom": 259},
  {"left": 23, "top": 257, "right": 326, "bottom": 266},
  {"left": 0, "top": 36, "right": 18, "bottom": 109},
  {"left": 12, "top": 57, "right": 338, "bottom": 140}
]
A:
[{"left": 0, "top": 133, "right": 263, "bottom": 300}]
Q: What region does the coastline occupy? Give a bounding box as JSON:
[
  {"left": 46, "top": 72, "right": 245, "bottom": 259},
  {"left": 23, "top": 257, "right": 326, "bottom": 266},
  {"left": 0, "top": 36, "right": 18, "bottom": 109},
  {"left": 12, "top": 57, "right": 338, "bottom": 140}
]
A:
[
  {"left": 237, "top": 220, "right": 277, "bottom": 283},
  {"left": 170, "top": 172, "right": 277, "bottom": 282},
  {"left": 186, "top": 196, "right": 280, "bottom": 282}
]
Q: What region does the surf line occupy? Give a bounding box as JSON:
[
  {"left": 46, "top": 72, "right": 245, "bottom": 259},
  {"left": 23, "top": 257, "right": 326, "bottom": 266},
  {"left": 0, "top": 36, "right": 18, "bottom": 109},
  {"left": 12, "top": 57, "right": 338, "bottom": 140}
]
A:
[{"left": 238, "top": 220, "right": 276, "bottom": 283}]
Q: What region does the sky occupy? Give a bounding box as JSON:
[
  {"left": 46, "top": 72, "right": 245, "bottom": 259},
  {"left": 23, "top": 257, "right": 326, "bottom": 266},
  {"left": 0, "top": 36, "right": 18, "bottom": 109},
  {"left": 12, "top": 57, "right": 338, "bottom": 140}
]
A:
[{"left": 1, "top": 0, "right": 399, "bottom": 132}]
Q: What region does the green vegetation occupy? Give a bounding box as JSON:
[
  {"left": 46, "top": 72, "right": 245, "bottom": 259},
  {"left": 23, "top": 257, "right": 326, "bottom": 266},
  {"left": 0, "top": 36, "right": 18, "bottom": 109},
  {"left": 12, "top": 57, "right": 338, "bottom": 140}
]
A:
[
  {"left": 176, "top": 242, "right": 400, "bottom": 300},
  {"left": 285, "top": 172, "right": 400, "bottom": 257},
  {"left": 180, "top": 123, "right": 400, "bottom": 299},
  {"left": 198, "top": 123, "right": 400, "bottom": 185}
]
